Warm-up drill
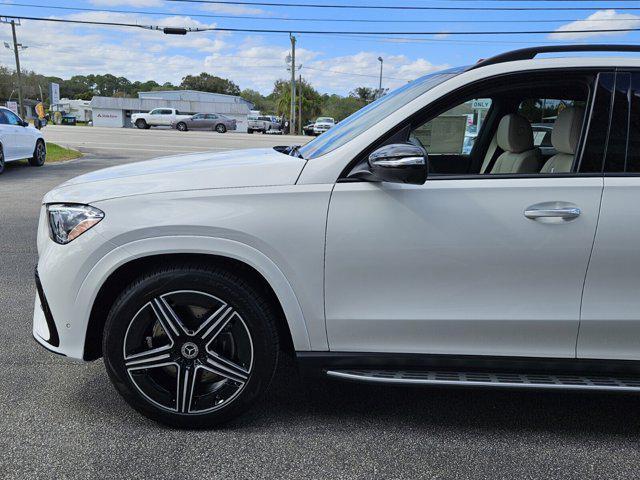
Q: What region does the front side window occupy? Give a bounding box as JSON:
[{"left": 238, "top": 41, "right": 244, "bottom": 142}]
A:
[
  {"left": 412, "top": 98, "right": 491, "bottom": 155},
  {"left": 4, "top": 110, "right": 21, "bottom": 125},
  {"left": 150, "top": 109, "right": 161, "bottom": 115},
  {"left": 205, "top": 114, "right": 218, "bottom": 119}
]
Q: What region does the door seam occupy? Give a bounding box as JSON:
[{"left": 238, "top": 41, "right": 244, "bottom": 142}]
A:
[{"left": 575, "top": 179, "right": 605, "bottom": 358}]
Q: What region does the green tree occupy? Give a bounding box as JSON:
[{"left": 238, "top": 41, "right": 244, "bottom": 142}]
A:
[
  {"left": 180, "top": 73, "right": 240, "bottom": 95},
  {"left": 272, "top": 78, "right": 322, "bottom": 123},
  {"left": 349, "top": 86, "right": 375, "bottom": 104}
]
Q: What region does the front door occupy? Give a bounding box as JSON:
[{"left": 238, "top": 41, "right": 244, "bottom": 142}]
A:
[{"left": 324, "top": 72, "right": 610, "bottom": 358}]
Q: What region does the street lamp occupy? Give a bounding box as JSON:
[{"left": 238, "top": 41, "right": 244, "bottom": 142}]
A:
[{"left": 377, "top": 56, "right": 383, "bottom": 97}]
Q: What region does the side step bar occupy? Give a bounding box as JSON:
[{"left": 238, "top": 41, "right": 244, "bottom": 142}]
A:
[{"left": 326, "top": 369, "right": 640, "bottom": 392}]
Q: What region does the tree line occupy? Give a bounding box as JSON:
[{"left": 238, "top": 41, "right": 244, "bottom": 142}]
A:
[{"left": 0, "top": 66, "right": 379, "bottom": 123}]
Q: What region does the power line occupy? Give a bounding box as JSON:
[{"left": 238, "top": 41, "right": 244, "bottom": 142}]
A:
[
  {"left": 3, "top": 14, "right": 640, "bottom": 36},
  {"left": 5, "top": 2, "right": 640, "bottom": 24},
  {"left": 164, "top": 0, "right": 640, "bottom": 11}
]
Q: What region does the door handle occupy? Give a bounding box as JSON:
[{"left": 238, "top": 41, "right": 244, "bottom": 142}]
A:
[{"left": 524, "top": 205, "right": 581, "bottom": 220}]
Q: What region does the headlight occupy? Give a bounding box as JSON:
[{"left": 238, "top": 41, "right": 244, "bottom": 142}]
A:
[{"left": 47, "top": 204, "right": 104, "bottom": 244}]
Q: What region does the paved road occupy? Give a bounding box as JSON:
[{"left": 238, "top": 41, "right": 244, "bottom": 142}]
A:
[
  {"left": 43, "top": 125, "right": 307, "bottom": 161},
  {"left": 1, "top": 143, "right": 640, "bottom": 479}
]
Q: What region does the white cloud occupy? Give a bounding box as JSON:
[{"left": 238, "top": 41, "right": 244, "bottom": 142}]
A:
[
  {"left": 90, "top": 0, "right": 164, "bottom": 6},
  {"left": 550, "top": 9, "right": 640, "bottom": 40},
  {"left": 199, "top": 4, "right": 267, "bottom": 16}
]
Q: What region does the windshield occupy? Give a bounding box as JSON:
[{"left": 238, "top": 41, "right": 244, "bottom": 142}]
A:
[
  {"left": 299, "top": 67, "right": 464, "bottom": 159},
  {"left": 317, "top": 117, "right": 334, "bottom": 123}
]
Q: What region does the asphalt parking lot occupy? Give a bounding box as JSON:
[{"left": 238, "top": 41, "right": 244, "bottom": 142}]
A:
[{"left": 1, "top": 129, "right": 640, "bottom": 479}]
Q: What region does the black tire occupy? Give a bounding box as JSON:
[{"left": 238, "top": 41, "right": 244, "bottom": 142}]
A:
[
  {"left": 135, "top": 119, "right": 149, "bottom": 130},
  {"left": 215, "top": 124, "right": 227, "bottom": 134},
  {"left": 176, "top": 122, "right": 188, "bottom": 132},
  {"left": 0, "top": 145, "right": 4, "bottom": 175},
  {"left": 29, "top": 140, "right": 46, "bottom": 167},
  {"left": 103, "top": 264, "right": 280, "bottom": 428},
  {"left": 247, "top": 129, "right": 253, "bottom": 134}
]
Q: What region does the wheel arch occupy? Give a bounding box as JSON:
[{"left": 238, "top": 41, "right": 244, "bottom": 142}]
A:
[{"left": 83, "top": 248, "right": 309, "bottom": 361}]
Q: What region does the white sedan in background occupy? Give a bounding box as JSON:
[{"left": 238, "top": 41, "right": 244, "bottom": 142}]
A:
[{"left": 0, "top": 106, "right": 46, "bottom": 174}]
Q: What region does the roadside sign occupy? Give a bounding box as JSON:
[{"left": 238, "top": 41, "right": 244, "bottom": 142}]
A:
[
  {"left": 49, "top": 82, "right": 60, "bottom": 105},
  {"left": 6, "top": 101, "right": 18, "bottom": 114},
  {"left": 471, "top": 99, "right": 491, "bottom": 110}
]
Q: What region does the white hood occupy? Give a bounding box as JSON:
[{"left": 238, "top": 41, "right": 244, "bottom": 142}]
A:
[{"left": 44, "top": 148, "right": 306, "bottom": 204}]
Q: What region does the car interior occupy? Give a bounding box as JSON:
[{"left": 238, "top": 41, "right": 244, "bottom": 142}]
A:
[
  {"left": 346, "top": 71, "right": 597, "bottom": 180},
  {"left": 412, "top": 76, "right": 591, "bottom": 177}
]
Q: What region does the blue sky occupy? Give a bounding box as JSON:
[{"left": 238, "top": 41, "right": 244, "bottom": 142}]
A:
[{"left": 0, "top": 0, "right": 639, "bottom": 95}]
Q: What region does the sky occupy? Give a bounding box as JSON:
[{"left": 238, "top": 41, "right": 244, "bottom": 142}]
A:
[{"left": 0, "top": 1, "right": 639, "bottom": 96}]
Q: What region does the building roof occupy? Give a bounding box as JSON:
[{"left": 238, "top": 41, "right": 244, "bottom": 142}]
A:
[
  {"left": 137, "top": 89, "right": 253, "bottom": 106},
  {"left": 90, "top": 95, "right": 251, "bottom": 115}
]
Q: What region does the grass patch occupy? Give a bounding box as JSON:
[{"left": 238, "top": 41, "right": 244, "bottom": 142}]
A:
[{"left": 46, "top": 143, "right": 82, "bottom": 163}]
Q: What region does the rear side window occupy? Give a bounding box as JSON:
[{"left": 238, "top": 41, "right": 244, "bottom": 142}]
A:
[
  {"left": 580, "top": 72, "right": 615, "bottom": 173},
  {"left": 626, "top": 73, "right": 640, "bottom": 173}
]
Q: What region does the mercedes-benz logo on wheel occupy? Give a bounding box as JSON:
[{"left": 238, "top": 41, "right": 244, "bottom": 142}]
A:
[{"left": 181, "top": 342, "right": 199, "bottom": 360}]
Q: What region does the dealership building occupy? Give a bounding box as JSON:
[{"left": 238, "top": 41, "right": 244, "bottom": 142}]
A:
[{"left": 91, "top": 90, "right": 253, "bottom": 132}]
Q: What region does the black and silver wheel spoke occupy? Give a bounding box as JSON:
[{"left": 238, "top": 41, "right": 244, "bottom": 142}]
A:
[
  {"left": 205, "top": 352, "right": 249, "bottom": 384},
  {"left": 176, "top": 365, "right": 197, "bottom": 413},
  {"left": 196, "top": 304, "right": 235, "bottom": 343},
  {"left": 125, "top": 347, "right": 172, "bottom": 371},
  {"left": 151, "top": 296, "right": 188, "bottom": 339}
]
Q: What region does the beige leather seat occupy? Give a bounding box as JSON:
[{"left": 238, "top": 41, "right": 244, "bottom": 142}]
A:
[
  {"left": 540, "top": 106, "right": 585, "bottom": 173},
  {"left": 490, "top": 113, "right": 540, "bottom": 174}
]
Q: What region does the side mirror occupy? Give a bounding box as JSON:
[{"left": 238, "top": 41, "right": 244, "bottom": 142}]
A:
[
  {"left": 368, "top": 143, "right": 428, "bottom": 185},
  {"left": 20, "top": 120, "right": 28, "bottom": 127}
]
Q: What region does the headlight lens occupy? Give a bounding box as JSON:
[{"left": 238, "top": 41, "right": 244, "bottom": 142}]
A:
[{"left": 47, "top": 204, "right": 104, "bottom": 244}]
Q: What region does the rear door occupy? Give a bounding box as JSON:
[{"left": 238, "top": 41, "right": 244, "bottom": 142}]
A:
[{"left": 579, "top": 71, "right": 640, "bottom": 360}]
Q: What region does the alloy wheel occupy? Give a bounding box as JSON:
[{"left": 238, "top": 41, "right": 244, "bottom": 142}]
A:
[
  {"left": 122, "top": 290, "right": 253, "bottom": 414},
  {"left": 36, "top": 142, "right": 46, "bottom": 164}
]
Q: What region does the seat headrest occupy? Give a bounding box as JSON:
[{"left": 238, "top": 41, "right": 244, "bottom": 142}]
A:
[
  {"left": 551, "top": 106, "right": 585, "bottom": 155},
  {"left": 496, "top": 114, "right": 533, "bottom": 153}
]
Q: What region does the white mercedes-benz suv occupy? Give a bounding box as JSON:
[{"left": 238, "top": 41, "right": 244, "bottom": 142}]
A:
[{"left": 33, "top": 46, "right": 640, "bottom": 427}]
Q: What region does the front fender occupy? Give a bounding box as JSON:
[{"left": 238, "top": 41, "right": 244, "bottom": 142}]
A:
[{"left": 78, "top": 235, "right": 312, "bottom": 351}]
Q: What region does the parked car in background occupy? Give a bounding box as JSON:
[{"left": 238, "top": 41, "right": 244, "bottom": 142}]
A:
[
  {"left": 172, "top": 113, "right": 237, "bottom": 133},
  {"left": 132, "top": 108, "right": 191, "bottom": 129},
  {"left": 303, "top": 121, "right": 316, "bottom": 136},
  {"left": 313, "top": 117, "right": 336, "bottom": 135},
  {"left": 248, "top": 115, "right": 279, "bottom": 134},
  {"left": 0, "top": 106, "right": 46, "bottom": 174}
]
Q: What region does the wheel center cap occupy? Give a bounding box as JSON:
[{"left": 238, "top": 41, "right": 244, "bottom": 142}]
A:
[{"left": 181, "top": 342, "right": 199, "bottom": 360}]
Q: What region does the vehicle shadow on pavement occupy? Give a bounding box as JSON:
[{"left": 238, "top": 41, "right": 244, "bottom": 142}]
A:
[{"left": 236, "top": 355, "right": 640, "bottom": 435}]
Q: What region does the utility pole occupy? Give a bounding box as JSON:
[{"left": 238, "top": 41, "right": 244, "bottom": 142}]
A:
[
  {"left": 298, "top": 74, "right": 303, "bottom": 135},
  {"left": 7, "top": 19, "right": 25, "bottom": 118},
  {"left": 377, "top": 56, "right": 384, "bottom": 99},
  {"left": 289, "top": 33, "right": 296, "bottom": 135}
]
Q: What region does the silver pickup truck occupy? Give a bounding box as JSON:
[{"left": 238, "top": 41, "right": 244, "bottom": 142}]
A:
[{"left": 247, "top": 115, "right": 280, "bottom": 134}]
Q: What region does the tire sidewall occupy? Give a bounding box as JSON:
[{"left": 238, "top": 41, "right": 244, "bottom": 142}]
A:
[
  {"left": 135, "top": 119, "right": 147, "bottom": 129},
  {"left": 30, "top": 140, "right": 46, "bottom": 166},
  {"left": 177, "top": 122, "right": 187, "bottom": 131},
  {"left": 215, "top": 124, "right": 226, "bottom": 133},
  {"left": 0, "top": 145, "right": 4, "bottom": 174},
  {"left": 103, "top": 267, "right": 278, "bottom": 428}
]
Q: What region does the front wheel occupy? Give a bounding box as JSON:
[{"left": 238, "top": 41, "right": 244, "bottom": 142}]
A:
[
  {"left": 215, "top": 124, "right": 227, "bottom": 134},
  {"left": 103, "top": 264, "right": 280, "bottom": 428},
  {"left": 135, "top": 119, "right": 149, "bottom": 129},
  {"left": 176, "top": 122, "right": 188, "bottom": 132},
  {"left": 29, "top": 140, "right": 46, "bottom": 167}
]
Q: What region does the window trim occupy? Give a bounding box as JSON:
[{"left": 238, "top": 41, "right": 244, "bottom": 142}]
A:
[
  {"left": 339, "top": 67, "right": 608, "bottom": 183},
  {"left": 602, "top": 68, "right": 640, "bottom": 177}
]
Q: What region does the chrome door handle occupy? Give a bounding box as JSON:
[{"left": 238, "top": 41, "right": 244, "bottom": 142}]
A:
[{"left": 524, "top": 206, "right": 581, "bottom": 220}]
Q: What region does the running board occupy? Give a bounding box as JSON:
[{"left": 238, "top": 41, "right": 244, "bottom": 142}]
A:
[{"left": 326, "top": 369, "right": 640, "bottom": 392}]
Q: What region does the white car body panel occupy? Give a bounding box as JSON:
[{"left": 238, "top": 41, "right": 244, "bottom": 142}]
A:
[
  {"left": 579, "top": 177, "right": 640, "bottom": 360},
  {"left": 45, "top": 148, "right": 305, "bottom": 204},
  {"left": 326, "top": 178, "right": 603, "bottom": 357}
]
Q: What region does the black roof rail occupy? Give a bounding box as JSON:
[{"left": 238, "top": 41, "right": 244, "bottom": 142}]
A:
[{"left": 469, "top": 44, "right": 640, "bottom": 70}]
